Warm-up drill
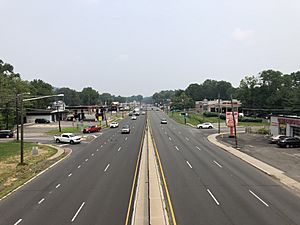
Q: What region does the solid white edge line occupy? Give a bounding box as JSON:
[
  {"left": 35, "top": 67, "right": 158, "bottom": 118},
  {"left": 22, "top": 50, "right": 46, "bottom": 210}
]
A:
[
  {"left": 38, "top": 198, "right": 45, "bottom": 204},
  {"left": 175, "top": 146, "right": 179, "bottom": 151},
  {"left": 207, "top": 189, "right": 220, "bottom": 205},
  {"left": 14, "top": 219, "right": 22, "bottom": 225},
  {"left": 71, "top": 202, "right": 85, "bottom": 222},
  {"left": 186, "top": 161, "right": 193, "bottom": 169},
  {"left": 249, "top": 190, "right": 269, "bottom": 207},
  {"left": 104, "top": 164, "right": 110, "bottom": 172},
  {"left": 213, "top": 160, "right": 222, "bottom": 168},
  {"left": 0, "top": 149, "right": 72, "bottom": 202}
]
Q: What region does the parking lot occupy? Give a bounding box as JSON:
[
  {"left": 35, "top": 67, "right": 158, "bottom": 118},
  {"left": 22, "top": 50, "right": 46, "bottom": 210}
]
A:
[{"left": 217, "top": 133, "right": 300, "bottom": 182}]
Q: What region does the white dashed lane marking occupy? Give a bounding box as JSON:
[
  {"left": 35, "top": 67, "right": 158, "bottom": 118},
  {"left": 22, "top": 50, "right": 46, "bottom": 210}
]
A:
[{"left": 38, "top": 198, "right": 45, "bottom": 204}]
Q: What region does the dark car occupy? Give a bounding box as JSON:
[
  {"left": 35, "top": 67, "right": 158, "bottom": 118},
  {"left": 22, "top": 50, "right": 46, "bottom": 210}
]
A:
[
  {"left": 268, "top": 135, "right": 288, "bottom": 144},
  {"left": 83, "top": 125, "right": 101, "bottom": 133},
  {"left": 0, "top": 130, "right": 14, "bottom": 138},
  {"left": 35, "top": 118, "right": 50, "bottom": 124},
  {"left": 277, "top": 137, "right": 300, "bottom": 148}
]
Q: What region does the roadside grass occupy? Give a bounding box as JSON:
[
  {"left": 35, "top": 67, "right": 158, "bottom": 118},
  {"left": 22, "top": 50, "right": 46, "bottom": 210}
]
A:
[
  {"left": 0, "top": 141, "right": 61, "bottom": 199},
  {"left": 168, "top": 112, "right": 269, "bottom": 127},
  {"left": 46, "top": 127, "right": 83, "bottom": 135}
]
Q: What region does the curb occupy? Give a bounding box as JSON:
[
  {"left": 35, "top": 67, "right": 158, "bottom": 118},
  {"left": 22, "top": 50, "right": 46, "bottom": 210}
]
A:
[
  {"left": 207, "top": 133, "right": 300, "bottom": 194},
  {"left": 0, "top": 145, "right": 72, "bottom": 202}
]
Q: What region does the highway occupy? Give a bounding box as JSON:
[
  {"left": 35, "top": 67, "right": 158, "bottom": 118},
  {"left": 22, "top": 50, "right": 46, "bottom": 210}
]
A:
[
  {"left": 0, "top": 115, "right": 146, "bottom": 225},
  {"left": 148, "top": 110, "right": 300, "bottom": 225}
]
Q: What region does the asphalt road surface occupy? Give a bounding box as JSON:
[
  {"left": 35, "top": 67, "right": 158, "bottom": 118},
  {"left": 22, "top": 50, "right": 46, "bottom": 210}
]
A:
[
  {"left": 0, "top": 115, "right": 146, "bottom": 225},
  {"left": 148, "top": 110, "right": 300, "bottom": 225}
]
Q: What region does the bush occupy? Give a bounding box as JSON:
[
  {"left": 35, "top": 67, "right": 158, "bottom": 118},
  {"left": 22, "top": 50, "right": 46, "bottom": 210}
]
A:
[
  {"left": 256, "top": 127, "right": 270, "bottom": 135},
  {"left": 203, "top": 111, "right": 219, "bottom": 117},
  {"left": 238, "top": 117, "right": 262, "bottom": 123}
]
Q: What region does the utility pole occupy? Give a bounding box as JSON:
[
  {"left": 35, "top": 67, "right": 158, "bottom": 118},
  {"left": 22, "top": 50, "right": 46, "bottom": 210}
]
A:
[
  {"left": 16, "top": 94, "right": 19, "bottom": 141},
  {"left": 231, "top": 95, "right": 238, "bottom": 148},
  {"left": 56, "top": 105, "right": 61, "bottom": 132},
  {"left": 20, "top": 94, "right": 24, "bottom": 165},
  {"left": 218, "top": 93, "right": 221, "bottom": 134}
]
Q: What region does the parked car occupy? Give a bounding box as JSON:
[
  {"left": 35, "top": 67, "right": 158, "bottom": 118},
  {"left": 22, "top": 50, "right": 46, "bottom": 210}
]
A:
[
  {"left": 121, "top": 124, "right": 130, "bottom": 134},
  {"left": 268, "top": 135, "right": 288, "bottom": 144},
  {"left": 110, "top": 122, "right": 119, "bottom": 128},
  {"left": 54, "top": 133, "right": 81, "bottom": 144},
  {"left": 128, "top": 112, "right": 133, "bottom": 116},
  {"left": 277, "top": 137, "right": 300, "bottom": 148},
  {"left": 131, "top": 115, "right": 137, "bottom": 120},
  {"left": 161, "top": 118, "right": 168, "bottom": 124},
  {"left": 141, "top": 111, "right": 146, "bottom": 115},
  {"left": 83, "top": 125, "right": 101, "bottom": 133},
  {"left": 35, "top": 118, "right": 50, "bottom": 124},
  {"left": 196, "top": 122, "right": 213, "bottom": 129},
  {"left": 0, "top": 130, "right": 14, "bottom": 138}
]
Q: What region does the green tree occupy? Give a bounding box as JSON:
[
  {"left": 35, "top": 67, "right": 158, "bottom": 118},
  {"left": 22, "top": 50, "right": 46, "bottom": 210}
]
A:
[{"left": 80, "top": 87, "right": 100, "bottom": 105}]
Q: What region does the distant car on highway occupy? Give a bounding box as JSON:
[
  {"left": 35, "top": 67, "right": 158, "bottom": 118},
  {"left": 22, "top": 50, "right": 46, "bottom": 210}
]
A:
[
  {"left": 121, "top": 124, "right": 130, "bottom": 134},
  {"left": 141, "top": 111, "right": 146, "bottom": 115},
  {"left": 131, "top": 115, "right": 137, "bottom": 120},
  {"left": 161, "top": 118, "right": 167, "bottom": 124},
  {"left": 277, "top": 137, "right": 300, "bottom": 148},
  {"left": 110, "top": 122, "right": 119, "bottom": 128},
  {"left": 268, "top": 135, "right": 288, "bottom": 144},
  {"left": 83, "top": 125, "right": 101, "bottom": 133},
  {"left": 35, "top": 118, "right": 50, "bottom": 124},
  {"left": 196, "top": 122, "right": 213, "bottom": 129},
  {"left": 0, "top": 130, "right": 14, "bottom": 138},
  {"left": 54, "top": 133, "right": 81, "bottom": 144}
]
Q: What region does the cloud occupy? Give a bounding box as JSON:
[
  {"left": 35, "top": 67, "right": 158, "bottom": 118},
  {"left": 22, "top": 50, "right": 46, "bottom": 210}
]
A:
[
  {"left": 232, "top": 28, "right": 254, "bottom": 41},
  {"left": 114, "top": 54, "right": 129, "bottom": 62}
]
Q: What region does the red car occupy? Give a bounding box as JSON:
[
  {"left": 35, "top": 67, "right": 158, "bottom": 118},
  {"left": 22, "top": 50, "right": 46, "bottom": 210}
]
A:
[{"left": 83, "top": 125, "right": 101, "bottom": 133}]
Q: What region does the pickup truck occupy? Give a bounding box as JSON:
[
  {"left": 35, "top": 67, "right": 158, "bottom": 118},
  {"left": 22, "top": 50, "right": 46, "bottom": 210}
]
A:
[{"left": 54, "top": 133, "right": 81, "bottom": 144}]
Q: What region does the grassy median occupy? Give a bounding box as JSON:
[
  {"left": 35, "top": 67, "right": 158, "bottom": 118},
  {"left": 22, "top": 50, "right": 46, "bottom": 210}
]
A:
[{"left": 0, "top": 141, "right": 62, "bottom": 199}]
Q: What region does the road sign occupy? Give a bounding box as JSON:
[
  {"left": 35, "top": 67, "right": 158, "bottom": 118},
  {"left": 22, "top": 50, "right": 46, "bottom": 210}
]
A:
[{"left": 226, "top": 112, "right": 238, "bottom": 127}]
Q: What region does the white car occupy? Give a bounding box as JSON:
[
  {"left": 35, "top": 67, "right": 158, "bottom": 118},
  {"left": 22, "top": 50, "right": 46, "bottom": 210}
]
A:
[
  {"left": 131, "top": 115, "right": 137, "bottom": 120},
  {"left": 161, "top": 118, "right": 167, "bottom": 124},
  {"left": 110, "top": 122, "right": 119, "bottom": 128},
  {"left": 54, "top": 133, "right": 81, "bottom": 144},
  {"left": 196, "top": 122, "right": 213, "bottom": 129}
]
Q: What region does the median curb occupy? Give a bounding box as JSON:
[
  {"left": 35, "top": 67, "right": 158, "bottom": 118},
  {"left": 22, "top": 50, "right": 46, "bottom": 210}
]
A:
[{"left": 207, "top": 133, "right": 300, "bottom": 194}]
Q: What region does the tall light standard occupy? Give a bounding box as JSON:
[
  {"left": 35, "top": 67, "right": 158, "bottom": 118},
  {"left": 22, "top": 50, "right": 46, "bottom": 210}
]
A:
[{"left": 19, "top": 93, "right": 64, "bottom": 165}]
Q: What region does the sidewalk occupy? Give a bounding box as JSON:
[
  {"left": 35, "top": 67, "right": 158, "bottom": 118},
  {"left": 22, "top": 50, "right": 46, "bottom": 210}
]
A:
[{"left": 208, "top": 133, "right": 300, "bottom": 194}]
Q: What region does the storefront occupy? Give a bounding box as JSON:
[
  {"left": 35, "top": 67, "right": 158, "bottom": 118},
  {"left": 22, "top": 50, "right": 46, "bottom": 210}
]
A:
[{"left": 270, "top": 115, "right": 300, "bottom": 137}]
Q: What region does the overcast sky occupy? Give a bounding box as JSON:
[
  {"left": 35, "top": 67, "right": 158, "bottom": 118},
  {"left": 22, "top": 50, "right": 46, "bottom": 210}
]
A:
[{"left": 1, "top": 0, "right": 300, "bottom": 97}]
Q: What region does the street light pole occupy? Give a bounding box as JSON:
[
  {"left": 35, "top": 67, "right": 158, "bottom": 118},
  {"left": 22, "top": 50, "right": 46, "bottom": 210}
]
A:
[{"left": 19, "top": 93, "right": 64, "bottom": 165}]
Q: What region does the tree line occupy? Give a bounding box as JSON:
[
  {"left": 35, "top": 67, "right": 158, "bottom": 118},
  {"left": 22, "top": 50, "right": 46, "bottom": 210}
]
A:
[
  {"left": 152, "top": 70, "right": 300, "bottom": 112},
  {"left": 0, "top": 59, "right": 143, "bottom": 129}
]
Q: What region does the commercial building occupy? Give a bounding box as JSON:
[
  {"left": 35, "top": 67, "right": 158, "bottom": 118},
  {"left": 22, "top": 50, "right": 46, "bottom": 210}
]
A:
[
  {"left": 195, "top": 99, "right": 241, "bottom": 113},
  {"left": 270, "top": 115, "right": 300, "bottom": 137}
]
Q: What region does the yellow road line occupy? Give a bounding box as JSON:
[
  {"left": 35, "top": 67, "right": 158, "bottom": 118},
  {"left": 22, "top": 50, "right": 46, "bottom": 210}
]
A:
[
  {"left": 148, "top": 120, "right": 177, "bottom": 225},
  {"left": 124, "top": 122, "right": 146, "bottom": 225}
]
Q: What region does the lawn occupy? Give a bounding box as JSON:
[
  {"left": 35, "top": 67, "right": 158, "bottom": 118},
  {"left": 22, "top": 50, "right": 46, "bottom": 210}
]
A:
[
  {"left": 0, "top": 141, "right": 61, "bottom": 198},
  {"left": 168, "top": 112, "right": 269, "bottom": 127}
]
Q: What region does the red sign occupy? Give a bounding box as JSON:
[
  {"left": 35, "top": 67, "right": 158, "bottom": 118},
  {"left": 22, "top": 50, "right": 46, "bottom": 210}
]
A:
[{"left": 226, "top": 112, "right": 238, "bottom": 127}]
